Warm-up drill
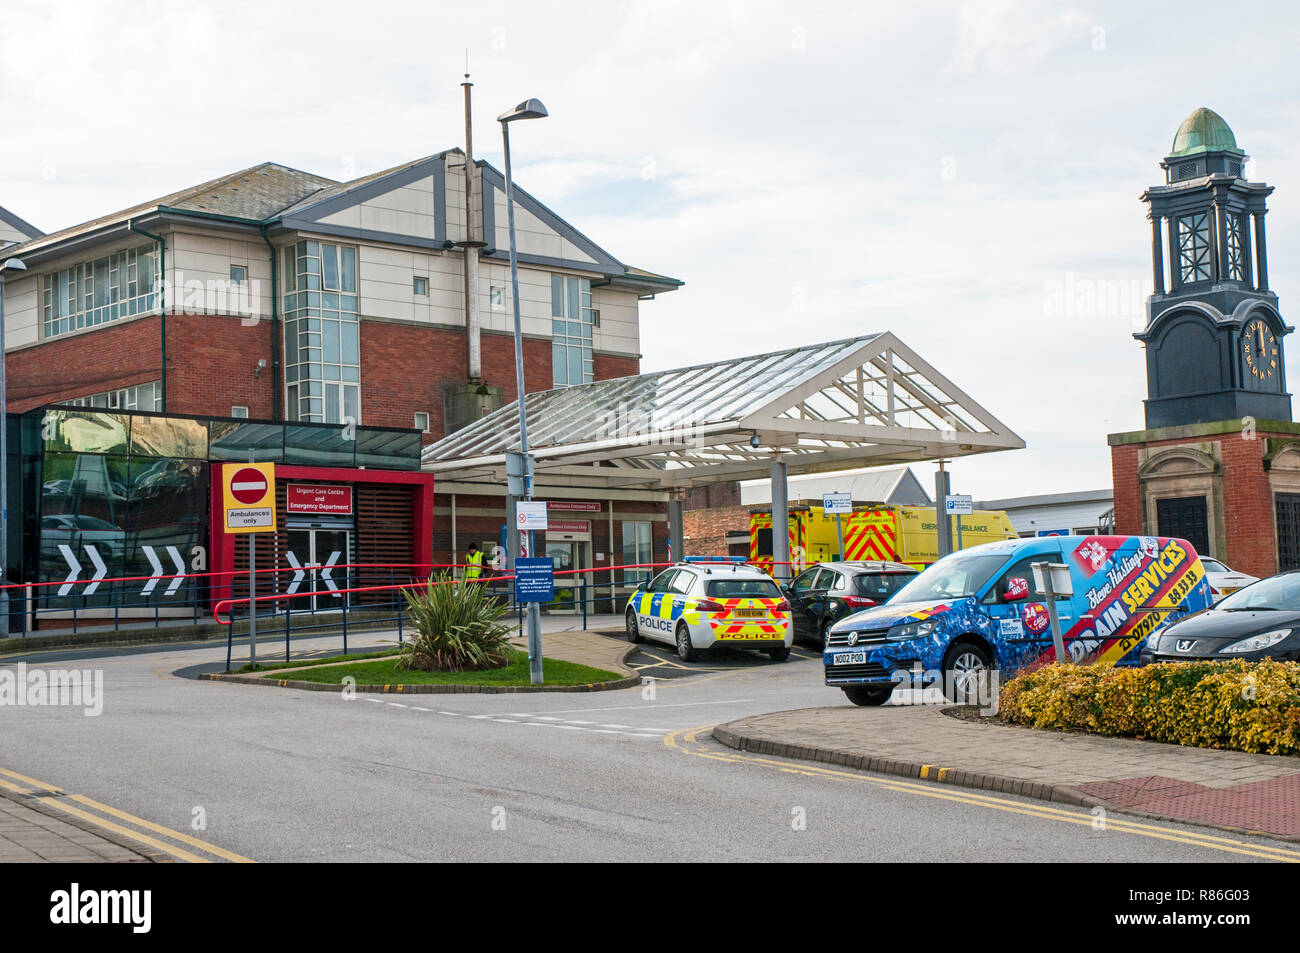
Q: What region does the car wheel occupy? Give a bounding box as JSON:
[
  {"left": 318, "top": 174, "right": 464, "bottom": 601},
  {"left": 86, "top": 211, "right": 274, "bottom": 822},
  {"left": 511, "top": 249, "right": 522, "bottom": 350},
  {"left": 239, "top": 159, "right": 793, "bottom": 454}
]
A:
[
  {"left": 675, "top": 622, "right": 697, "bottom": 662},
  {"left": 625, "top": 609, "right": 644, "bottom": 644},
  {"left": 818, "top": 617, "right": 835, "bottom": 647},
  {"left": 843, "top": 685, "right": 893, "bottom": 706},
  {"left": 765, "top": 644, "right": 792, "bottom": 662},
  {"left": 943, "top": 642, "right": 993, "bottom": 704}
]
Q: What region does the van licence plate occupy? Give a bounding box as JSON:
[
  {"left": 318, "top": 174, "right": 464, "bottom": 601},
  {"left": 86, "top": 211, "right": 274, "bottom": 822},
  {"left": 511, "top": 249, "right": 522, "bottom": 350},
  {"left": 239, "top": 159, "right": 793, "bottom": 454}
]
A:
[{"left": 833, "top": 652, "right": 867, "bottom": 665}]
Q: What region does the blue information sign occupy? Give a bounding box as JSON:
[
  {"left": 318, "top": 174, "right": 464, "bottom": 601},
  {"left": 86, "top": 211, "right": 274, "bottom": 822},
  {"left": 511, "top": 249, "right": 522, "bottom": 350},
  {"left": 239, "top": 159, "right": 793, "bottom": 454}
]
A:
[{"left": 514, "top": 557, "right": 554, "bottom": 604}]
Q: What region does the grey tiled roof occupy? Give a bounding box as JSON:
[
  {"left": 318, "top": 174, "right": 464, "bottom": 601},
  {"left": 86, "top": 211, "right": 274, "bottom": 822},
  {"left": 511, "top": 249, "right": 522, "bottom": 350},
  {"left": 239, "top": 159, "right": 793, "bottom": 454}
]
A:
[{"left": 12, "top": 162, "right": 338, "bottom": 253}]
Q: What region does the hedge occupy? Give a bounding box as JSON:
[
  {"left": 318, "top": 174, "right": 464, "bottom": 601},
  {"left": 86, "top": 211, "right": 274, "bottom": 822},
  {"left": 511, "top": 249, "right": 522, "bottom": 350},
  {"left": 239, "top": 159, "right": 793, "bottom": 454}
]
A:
[{"left": 998, "top": 660, "right": 1300, "bottom": 756}]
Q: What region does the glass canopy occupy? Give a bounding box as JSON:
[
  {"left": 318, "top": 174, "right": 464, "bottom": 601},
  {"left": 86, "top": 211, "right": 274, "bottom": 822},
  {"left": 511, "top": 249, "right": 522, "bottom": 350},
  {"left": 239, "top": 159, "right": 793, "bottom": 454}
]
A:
[{"left": 422, "top": 334, "right": 1024, "bottom": 489}]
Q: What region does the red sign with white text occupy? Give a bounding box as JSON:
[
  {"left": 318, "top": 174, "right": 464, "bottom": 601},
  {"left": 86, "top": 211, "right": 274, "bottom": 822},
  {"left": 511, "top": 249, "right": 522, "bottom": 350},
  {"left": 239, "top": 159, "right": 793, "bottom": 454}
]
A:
[
  {"left": 547, "top": 520, "right": 591, "bottom": 534},
  {"left": 546, "top": 501, "right": 602, "bottom": 512},
  {"left": 286, "top": 484, "right": 353, "bottom": 515}
]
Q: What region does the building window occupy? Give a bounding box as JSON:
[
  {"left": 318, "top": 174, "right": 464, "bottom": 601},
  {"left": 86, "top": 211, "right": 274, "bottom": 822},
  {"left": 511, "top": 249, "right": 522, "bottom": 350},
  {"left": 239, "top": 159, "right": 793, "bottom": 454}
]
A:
[
  {"left": 1225, "top": 213, "right": 1247, "bottom": 281},
  {"left": 231, "top": 405, "right": 249, "bottom": 418},
  {"left": 230, "top": 264, "right": 248, "bottom": 284},
  {"left": 42, "top": 244, "right": 159, "bottom": 339},
  {"left": 66, "top": 380, "right": 162, "bottom": 412},
  {"left": 490, "top": 286, "right": 505, "bottom": 310},
  {"left": 551, "top": 274, "right": 594, "bottom": 388},
  {"left": 414, "top": 411, "right": 430, "bottom": 432},
  {"left": 621, "top": 520, "right": 652, "bottom": 584},
  {"left": 281, "top": 241, "right": 360, "bottom": 424},
  {"left": 1176, "top": 213, "right": 1211, "bottom": 284},
  {"left": 413, "top": 276, "right": 428, "bottom": 296}
]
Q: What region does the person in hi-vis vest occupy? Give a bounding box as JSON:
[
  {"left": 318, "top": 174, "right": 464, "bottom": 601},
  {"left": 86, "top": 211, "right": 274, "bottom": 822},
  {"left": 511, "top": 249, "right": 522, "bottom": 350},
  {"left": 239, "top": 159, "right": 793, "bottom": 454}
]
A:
[{"left": 464, "top": 543, "right": 484, "bottom": 581}]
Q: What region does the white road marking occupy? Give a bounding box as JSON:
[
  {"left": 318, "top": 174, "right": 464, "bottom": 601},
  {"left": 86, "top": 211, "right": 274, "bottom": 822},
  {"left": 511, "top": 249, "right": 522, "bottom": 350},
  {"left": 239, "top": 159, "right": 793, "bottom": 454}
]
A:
[
  {"left": 512, "top": 698, "right": 756, "bottom": 716},
  {"left": 359, "top": 701, "right": 666, "bottom": 740}
]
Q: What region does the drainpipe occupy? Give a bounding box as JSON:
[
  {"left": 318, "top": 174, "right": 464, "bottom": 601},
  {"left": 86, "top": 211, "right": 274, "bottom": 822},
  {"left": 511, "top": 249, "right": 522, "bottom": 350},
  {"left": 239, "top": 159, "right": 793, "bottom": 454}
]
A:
[
  {"left": 260, "top": 226, "right": 280, "bottom": 420},
  {"left": 128, "top": 221, "right": 166, "bottom": 412}
]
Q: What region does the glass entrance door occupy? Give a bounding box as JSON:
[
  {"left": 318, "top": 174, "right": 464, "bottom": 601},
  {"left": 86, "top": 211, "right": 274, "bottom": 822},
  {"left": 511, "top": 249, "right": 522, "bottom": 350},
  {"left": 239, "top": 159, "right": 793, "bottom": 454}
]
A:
[
  {"left": 286, "top": 528, "right": 352, "bottom": 612},
  {"left": 545, "top": 540, "right": 588, "bottom": 613}
]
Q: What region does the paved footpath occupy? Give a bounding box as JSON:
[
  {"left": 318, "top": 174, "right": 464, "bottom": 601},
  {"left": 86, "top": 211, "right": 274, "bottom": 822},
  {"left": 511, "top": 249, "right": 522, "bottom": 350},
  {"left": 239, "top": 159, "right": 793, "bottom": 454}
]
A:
[
  {"left": 0, "top": 789, "right": 157, "bottom": 863},
  {"left": 714, "top": 705, "right": 1300, "bottom": 840}
]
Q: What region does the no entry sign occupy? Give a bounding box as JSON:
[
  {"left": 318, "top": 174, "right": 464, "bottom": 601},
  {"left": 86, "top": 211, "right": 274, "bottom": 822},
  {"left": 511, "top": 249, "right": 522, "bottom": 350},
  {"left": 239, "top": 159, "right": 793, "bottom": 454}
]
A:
[
  {"left": 230, "top": 467, "right": 270, "bottom": 505},
  {"left": 222, "top": 462, "right": 277, "bottom": 533}
]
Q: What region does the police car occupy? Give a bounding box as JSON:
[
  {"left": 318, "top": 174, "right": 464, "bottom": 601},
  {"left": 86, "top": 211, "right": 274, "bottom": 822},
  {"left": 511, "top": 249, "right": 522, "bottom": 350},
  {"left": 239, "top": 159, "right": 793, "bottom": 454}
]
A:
[{"left": 624, "top": 557, "right": 794, "bottom": 662}]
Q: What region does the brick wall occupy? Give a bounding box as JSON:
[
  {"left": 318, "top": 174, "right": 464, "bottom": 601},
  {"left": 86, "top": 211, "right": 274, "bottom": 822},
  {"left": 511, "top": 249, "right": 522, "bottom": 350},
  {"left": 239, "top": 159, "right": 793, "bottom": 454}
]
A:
[
  {"left": 6, "top": 316, "right": 166, "bottom": 412},
  {"left": 683, "top": 503, "right": 749, "bottom": 557},
  {"left": 684, "top": 483, "right": 740, "bottom": 510},
  {"left": 1111, "top": 429, "right": 1283, "bottom": 579},
  {"left": 593, "top": 352, "right": 639, "bottom": 382},
  {"left": 166, "top": 313, "right": 275, "bottom": 417},
  {"left": 8, "top": 311, "right": 636, "bottom": 456},
  {"left": 1220, "top": 434, "right": 1276, "bottom": 578}
]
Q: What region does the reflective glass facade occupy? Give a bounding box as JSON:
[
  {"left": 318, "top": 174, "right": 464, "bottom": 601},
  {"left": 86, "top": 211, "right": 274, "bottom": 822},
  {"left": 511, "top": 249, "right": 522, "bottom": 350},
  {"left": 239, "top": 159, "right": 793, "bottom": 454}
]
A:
[{"left": 9, "top": 407, "right": 422, "bottom": 628}]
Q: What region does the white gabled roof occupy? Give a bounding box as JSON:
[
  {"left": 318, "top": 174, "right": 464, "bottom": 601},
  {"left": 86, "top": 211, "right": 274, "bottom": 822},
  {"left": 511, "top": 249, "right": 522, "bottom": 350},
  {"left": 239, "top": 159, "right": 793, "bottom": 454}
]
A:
[{"left": 422, "top": 333, "right": 1024, "bottom": 489}]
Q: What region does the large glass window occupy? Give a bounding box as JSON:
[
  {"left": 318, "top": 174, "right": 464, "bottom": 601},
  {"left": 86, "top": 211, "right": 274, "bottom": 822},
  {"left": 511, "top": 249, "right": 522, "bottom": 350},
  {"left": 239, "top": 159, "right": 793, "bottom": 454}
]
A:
[
  {"left": 66, "top": 381, "right": 162, "bottom": 413},
  {"left": 621, "top": 520, "right": 653, "bottom": 585},
  {"left": 282, "top": 241, "right": 360, "bottom": 423},
  {"left": 1176, "top": 213, "right": 1211, "bottom": 283},
  {"left": 552, "top": 274, "right": 595, "bottom": 388},
  {"left": 42, "top": 244, "right": 159, "bottom": 338}
]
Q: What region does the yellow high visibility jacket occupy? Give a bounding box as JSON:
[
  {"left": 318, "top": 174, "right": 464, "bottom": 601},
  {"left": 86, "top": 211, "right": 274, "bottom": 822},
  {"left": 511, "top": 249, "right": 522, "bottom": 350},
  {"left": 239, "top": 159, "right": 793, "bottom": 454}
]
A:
[{"left": 465, "top": 550, "right": 483, "bottom": 579}]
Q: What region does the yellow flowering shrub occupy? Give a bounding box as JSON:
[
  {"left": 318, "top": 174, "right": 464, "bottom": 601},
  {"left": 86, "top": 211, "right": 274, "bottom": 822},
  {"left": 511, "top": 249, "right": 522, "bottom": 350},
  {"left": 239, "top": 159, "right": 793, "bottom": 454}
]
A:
[{"left": 999, "top": 660, "right": 1300, "bottom": 756}]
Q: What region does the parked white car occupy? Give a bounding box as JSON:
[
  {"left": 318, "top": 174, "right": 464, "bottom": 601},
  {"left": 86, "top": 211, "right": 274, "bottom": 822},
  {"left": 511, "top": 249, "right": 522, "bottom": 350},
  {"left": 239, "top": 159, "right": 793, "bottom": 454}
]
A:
[{"left": 1199, "top": 557, "right": 1259, "bottom": 604}]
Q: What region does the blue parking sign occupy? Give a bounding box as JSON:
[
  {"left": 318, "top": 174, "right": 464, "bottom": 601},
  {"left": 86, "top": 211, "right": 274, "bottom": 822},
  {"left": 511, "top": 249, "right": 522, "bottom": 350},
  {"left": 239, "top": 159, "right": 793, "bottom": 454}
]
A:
[{"left": 514, "top": 557, "right": 554, "bottom": 604}]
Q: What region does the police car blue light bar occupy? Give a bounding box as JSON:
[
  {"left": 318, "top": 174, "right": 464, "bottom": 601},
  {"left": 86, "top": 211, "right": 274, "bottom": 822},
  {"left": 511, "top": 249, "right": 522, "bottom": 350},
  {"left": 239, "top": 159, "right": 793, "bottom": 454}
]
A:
[{"left": 683, "top": 556, "right": 746, "bottom": 563}]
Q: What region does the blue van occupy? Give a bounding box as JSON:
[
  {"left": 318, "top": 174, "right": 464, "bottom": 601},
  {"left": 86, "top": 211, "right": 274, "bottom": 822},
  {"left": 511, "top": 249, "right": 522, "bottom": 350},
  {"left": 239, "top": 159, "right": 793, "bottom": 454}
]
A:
[{"left": 823, "top": 534, "right": 1213, "bottom": 706}]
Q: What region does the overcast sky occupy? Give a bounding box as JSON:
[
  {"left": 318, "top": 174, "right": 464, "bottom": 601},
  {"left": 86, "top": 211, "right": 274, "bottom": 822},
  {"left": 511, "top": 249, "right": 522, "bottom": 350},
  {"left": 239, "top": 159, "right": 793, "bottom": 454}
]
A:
[{"left": 3, "top": 0, "right": 1296, "bottom": 501}]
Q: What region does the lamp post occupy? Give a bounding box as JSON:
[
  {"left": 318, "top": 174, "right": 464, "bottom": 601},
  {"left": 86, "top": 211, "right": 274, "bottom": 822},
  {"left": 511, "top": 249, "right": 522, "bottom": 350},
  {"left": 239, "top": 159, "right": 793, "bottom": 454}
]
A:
[
  {"left": 498, "top": 97, "right": 548, "bottom": 685},
  {"left": 0, "top": 256, "right": 28, "bottom": 639}
]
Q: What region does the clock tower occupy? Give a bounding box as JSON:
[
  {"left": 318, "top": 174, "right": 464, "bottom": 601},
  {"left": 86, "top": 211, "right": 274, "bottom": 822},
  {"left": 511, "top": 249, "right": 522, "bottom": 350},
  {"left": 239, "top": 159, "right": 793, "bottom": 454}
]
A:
[
  {"left": 1111, "top": 109, "right": 1300, "bottom": 578},
  {"left": 1137, "top": 107, "right": 1290, "bottom": 428}
]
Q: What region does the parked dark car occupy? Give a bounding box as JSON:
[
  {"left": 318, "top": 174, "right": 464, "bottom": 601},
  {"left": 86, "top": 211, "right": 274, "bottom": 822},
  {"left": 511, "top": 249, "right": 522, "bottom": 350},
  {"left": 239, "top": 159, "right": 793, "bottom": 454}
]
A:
[
  {"left": 1141, "top": 570, "right": 1300, "bottom": 664},
  {"left": 782, "top": 560, "right": 918, "bottom": 646}
]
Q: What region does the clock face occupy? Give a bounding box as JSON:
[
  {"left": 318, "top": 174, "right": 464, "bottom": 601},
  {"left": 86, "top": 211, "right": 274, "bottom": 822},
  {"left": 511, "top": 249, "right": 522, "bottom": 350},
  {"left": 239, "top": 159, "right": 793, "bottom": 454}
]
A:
[{"left": 1243, "top": 318, "right": 1279, "bottom": 382}]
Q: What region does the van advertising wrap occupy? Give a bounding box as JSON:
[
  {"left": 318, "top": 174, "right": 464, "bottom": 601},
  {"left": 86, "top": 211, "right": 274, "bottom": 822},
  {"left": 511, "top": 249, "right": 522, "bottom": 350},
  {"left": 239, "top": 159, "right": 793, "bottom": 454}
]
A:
[{"left": 823, "top": 535, "right": 1213, "bottom": 698}]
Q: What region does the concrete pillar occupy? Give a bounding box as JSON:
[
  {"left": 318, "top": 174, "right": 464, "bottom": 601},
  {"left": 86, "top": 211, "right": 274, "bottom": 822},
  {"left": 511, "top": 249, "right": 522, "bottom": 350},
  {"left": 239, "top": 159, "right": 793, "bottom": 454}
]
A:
[
  {"left": 934, "top": 466, "right": 952, "bottom": 558},
  {"left": 770, "top": 458, "right": 790, "bottom": 581},
  {"left": 668, "top": 498, "right": 684, "bottom": 562}
]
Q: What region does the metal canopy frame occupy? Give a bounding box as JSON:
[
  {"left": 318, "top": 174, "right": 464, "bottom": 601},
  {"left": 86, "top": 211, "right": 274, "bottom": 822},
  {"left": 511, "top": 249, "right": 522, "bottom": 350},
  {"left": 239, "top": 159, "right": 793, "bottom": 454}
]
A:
[{"left": 421, "top": 333, "right": 1024, "bottom": 489}]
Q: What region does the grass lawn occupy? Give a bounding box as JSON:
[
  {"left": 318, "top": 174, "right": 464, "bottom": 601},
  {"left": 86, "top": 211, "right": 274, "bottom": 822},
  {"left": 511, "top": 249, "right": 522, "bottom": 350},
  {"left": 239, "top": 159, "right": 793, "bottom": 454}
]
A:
[
  {"left": 259, "top": 648, "right": 622, "bottom": 686},
  {"left": 236, "top": 650, "right": 397, "bottom": 674}
]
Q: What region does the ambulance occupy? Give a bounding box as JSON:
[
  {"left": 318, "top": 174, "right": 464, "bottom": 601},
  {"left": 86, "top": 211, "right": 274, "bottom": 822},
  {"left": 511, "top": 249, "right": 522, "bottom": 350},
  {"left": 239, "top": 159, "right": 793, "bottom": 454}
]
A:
[
  {"left": 748, "top": 503, "right": 1018, "bottom": 573},
  {"left": 822, "top": 534, "right": 1213, "bottom": 706}
]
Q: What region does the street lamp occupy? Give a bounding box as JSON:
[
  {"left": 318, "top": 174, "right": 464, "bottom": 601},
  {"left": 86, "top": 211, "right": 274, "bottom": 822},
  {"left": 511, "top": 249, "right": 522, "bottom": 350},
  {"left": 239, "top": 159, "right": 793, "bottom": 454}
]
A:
[
  {"left": 0, "top": 256, "right": 28, "bottom": 639},
  {"left": 498, "top": 97, "right": 548, "bottom": 685}
]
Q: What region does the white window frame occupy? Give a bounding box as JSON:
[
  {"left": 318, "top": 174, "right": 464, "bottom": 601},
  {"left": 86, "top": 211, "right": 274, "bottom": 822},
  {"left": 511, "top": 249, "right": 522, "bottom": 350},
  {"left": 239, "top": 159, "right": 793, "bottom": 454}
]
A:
[{"left": 414, "top": 411, "right": 430, "bottom": 433}]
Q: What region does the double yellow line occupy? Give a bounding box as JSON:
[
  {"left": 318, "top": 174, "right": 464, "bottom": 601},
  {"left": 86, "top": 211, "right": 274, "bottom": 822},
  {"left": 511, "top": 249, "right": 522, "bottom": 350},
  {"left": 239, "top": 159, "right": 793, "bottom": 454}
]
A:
[
  {"left": 664, "top": 727, "right": 1300, "bottom": 862},
  {"left": 0, "top": 767, "right": 254, "bottom": 863}
]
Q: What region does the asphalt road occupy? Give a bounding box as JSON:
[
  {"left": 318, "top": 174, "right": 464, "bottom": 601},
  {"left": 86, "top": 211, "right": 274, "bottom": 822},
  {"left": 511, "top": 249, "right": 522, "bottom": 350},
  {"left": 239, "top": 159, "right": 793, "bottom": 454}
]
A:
[{"left": 2, "top": 630, "right": 1296, "bottom": 862}]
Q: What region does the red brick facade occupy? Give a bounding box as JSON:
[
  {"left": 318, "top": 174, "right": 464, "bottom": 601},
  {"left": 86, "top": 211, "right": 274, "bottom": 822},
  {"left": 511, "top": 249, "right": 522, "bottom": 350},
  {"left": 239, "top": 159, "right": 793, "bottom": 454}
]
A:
[
  {"left": 1109, "top": 422, "right": 1300, "bottom": 579},
  {"left": 7, "top": 311, "right": 639, "bottom": 444}
]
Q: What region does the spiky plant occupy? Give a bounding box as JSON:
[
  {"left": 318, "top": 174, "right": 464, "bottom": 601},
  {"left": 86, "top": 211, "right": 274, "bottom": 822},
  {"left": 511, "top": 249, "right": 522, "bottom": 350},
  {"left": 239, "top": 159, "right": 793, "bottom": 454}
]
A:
[{"left": 396, "top": 573, "right": 514, "bottom": 672}]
